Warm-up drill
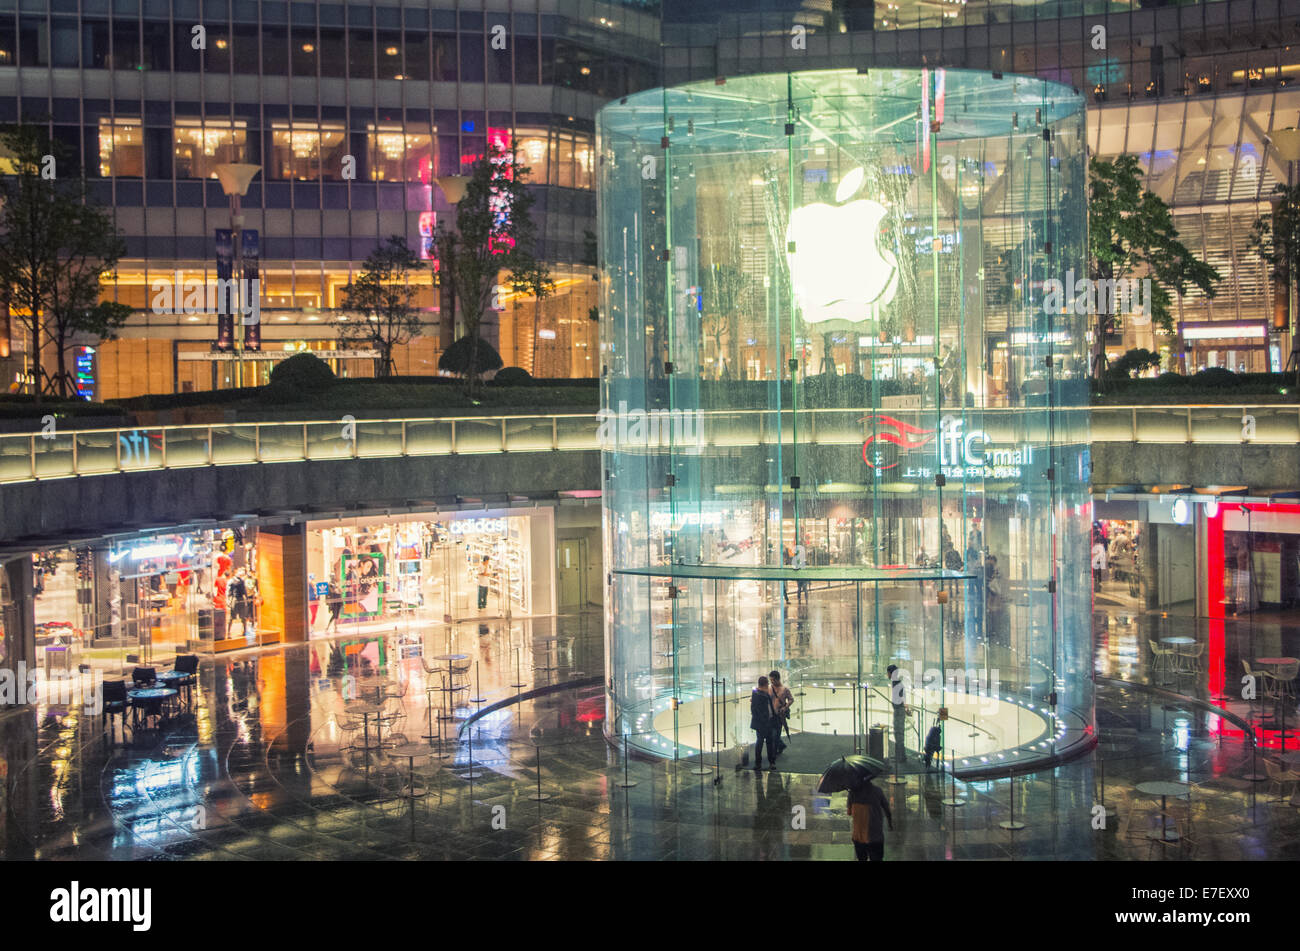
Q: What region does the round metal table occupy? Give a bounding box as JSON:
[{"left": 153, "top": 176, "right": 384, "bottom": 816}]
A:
[{"left": 1135, "top": 780, "right": 1188, "bottom": 842}]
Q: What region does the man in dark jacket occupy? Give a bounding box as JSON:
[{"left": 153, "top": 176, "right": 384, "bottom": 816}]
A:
[{"left": 751, "top": 676, "right": 777, "bottom": 771}]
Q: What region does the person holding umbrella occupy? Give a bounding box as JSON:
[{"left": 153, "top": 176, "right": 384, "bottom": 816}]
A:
[
  {"left": 816, "top": 755, "right": 893, "bottom": 861},
  {"left": 849, "top": 778, "right": 894, "bottom": 861}
]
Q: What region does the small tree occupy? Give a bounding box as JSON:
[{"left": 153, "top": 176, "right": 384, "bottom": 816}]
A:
[
  {"left": 1107, "top": 347, "right": 1163, "bottom": 380},
  {"left": 1248, "top": 182, "right": 1300, "bottom": 387},
  {"left": 1088, "top": 155, "right": 1220, "bottom": 380},
  {"left": 337, "top": 235, "right": 425, "bottom": 378},
  {"left": 0, "top": 125, "right": 128, "bottom": 401},
  {"left": 436, "top": 142, "right": 552, "bottom": 394}
]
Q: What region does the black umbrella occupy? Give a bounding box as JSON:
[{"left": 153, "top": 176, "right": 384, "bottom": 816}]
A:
[{"left": 816, "top": 755, "right": 887, "bottom": 794}]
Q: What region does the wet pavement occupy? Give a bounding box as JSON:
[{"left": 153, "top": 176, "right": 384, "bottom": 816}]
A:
[{"left": 4, "top": 608, "right": 1300, "bottom": 861}]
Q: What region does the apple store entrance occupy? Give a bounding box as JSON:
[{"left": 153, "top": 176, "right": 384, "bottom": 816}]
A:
[{"left": 612, "top": 562, "right": 1082, "bottom": 775}]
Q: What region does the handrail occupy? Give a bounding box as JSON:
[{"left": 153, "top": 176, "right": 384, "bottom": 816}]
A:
[{"left": 0, "top": 405, "right": 1294, "bottom": 486}]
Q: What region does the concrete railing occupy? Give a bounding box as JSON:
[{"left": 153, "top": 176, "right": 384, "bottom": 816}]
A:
[{"left": 0, "top": 404, "right": 1294, "bottom": 484}]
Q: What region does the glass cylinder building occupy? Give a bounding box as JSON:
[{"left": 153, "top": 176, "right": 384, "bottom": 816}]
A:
[{"left": 598, "top": 69, "right": 1093, "bottom": 776}]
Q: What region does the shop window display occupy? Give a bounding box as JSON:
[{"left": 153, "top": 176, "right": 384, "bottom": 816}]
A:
[
  {"left": 307, "top": 512, "right": 545, "bottom": 641},
  {"left": 29, "top": 526, "right": 273, "bottom": 672}
]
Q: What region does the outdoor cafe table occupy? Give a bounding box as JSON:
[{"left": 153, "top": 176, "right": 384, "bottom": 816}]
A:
[
  {"left": 430, "top": 656, "right": 469, "bottom": 721},
  {"left": 389, "top": 742, "right": 430, "bottom": 799},
  {"left": 1135, "top": 780, "right": 1189, "bottom": 842},
  {"left": 344, "top": 701, "right": 387, "bottom": 754},
  {"left": 156, "top": 669, "right": 193, "bottom": 705},
  {"left": 127, "top": 687, "right": 177, "bottom": 730}
]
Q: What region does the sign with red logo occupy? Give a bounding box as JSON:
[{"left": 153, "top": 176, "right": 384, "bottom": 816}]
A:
[{"left": 860, "top": 415, "right": 936, "bottom": 470}]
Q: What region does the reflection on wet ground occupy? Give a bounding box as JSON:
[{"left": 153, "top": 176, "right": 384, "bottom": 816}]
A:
[{"left": 4, "top": 609, "right": 1300, "bottom": 860}]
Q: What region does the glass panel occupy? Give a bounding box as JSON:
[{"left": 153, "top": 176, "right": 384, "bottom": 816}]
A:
[
  {"left": 1135, "top": 407, "right": 1189, "bottom": 443},
  {"left": 73, "top": 429, "right": 119, "bottom": 474},
  {"left": 0, "top": 434, "right": 33, "bottom": 482},
  {"left": 305, "top": 421, "right": 352, "bottom": 460},
  {"left": 454, "top": 417, "right": 503, "bottom": 453},
  {"left": 258, "top": 423, "right": 306, "bottom": 462},
  {"left": 556, "top": 415, "right": 598, "bottom": 449},
  {"left": 355, "top": 420, "right": 403, "bottom": 457},
  {"left": 210, "top": 424, "right": 258, "bottom": 465},
  {"left": 164, "top": 426, "right": 211, "bottom": 467},
  {"left": 504, "top": 416, "right": 553, "bottom": 451},
  {"left": 118, "top": 428, "right": 163, "bottom": 472},
  {"left": 404, "top": 419, "right": 454, "bottom": 454},
  {"left": 33, "top": 433, "right": 75, "bottom": 478}
]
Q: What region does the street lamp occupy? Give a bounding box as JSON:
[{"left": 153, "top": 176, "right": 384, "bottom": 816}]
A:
[
  {"left": 214, "top": 162, "right": 261, "bottom": 387},
  {"left": 1266, "top": 129, "right": 1300, "bottom": 386},
  {"left": 434, "top": 176, "right": 469, "bottom": 349}
]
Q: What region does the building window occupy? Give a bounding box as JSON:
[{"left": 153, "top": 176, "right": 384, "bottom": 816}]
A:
[
  {"left": 98, "top": 118, "right": 144, "bottom": 177},
  {"left": 270, "top": 122, "right": 347, "bottom": 181},
  {"left": 173, "top": 119, "right": 248, "bottom": 179},
  {"left": 367, "top": 125, "right": 433, "bottom": 182}
]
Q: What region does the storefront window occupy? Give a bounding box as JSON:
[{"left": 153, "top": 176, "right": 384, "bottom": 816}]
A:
[
  {"left": 98, "top": 118, "right": 144, "bottom": 178},
  {"left": 306, "top": 511, "right": 551, "bottom": 640},
  {"left": 270, "top": 122, "right": 348, "bottom": 181},
  {"left": 173, "top": 119, "right": 248, "bottom": 179}
]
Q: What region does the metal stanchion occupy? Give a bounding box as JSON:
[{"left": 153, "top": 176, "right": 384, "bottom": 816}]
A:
[
  {"left": 690, "top": 722, "right": 711, "bottom": 776},
  {"left": 617, "top": 733, "right": 638, "bottom": 788},
  {"left": 422, "top": 682, "right": 439, "bottom": 743},
  {"left": 942, "top": 750, "right": 966, "bottom": 807},
  {"left": 460, "top": 722, "right": 483, "bottom": 781},
  {"left": 528, "top": 742, "right": 551, "bottom": 801},
  {"left": 437, "top": 671, "right": 456, "bottom": 722},
  {"left": 470, "top": 661, "right": 486, "bottom": 704},
  {"left": 1243, "top": 726, "right": 1266, "bottom": 782},
  {"left": 511, "top": 647, "right": 526, "bottom": 689},
  {"left": 999, "top": 775, "right": 1025, "bottom": 830}
]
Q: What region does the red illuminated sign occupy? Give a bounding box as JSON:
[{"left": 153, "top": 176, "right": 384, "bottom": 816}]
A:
[{"left": 860, "top": 415, "right": 936, "bottom": 470}]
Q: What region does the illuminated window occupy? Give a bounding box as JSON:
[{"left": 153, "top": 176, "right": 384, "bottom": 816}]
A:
[
  {"left": 366, "top": 124, "right": 433, "bottom": 182},
  {"left": 98, "top": 118, "right": 144, "bottom": 177},
  {"left": 270, "top": 122, "right": 347, "bottom": 181},
  {"left": 173, "top": 119, "right": 248, "bottom": 179}
]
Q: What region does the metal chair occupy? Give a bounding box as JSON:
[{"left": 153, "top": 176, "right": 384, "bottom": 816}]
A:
[
  {"left": 1265, "top": 759, "right": 1300, "bottom": 803},
  {"left": 1149, "top": 640, "right": 1174, "bottom": 682}
]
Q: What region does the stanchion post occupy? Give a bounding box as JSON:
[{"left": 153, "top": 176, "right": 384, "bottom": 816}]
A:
[
  {"left": 999, "top": 774, "right": 1025, "bottom": 830},
  {"left": 691, "top": 721, "right": 711, "bottom": 776},
  {"left": 942, "top": 749, "right": 966, "bottom": 807},
  {"left": 618, "top": 732, "right": 638, "bottom": 788},
  {"left": 471, "top": 661, "right": 485, "bottom": 704},
  {"left": 529, "top": 742, "right": 551, "bottom": 802}
]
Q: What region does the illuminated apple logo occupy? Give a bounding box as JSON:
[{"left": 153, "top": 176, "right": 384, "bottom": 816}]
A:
[{"left": 786, "top": 167, "right": 899, "bottom": 324}]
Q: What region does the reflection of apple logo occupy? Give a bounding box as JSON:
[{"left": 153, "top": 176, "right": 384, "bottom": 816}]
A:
[{"left": 786, "top": 166, "right": 899, "bottom": 324}]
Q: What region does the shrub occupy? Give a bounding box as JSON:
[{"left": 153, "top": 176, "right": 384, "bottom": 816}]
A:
[
  {"left": 438, "top": 336, "right": 504, "bottom": 376},
  {"left": 1191, "top": 366, "right": 1238, "bottom": 388},
  {"left": 269, "top": 352, "right": 336, "bottom": 393},
  {"left": 493, "top": 366, "right": 533, "bottom": 386},
  {"left": 1154, "top": 372, "right": 1188, "bottom": 386}
]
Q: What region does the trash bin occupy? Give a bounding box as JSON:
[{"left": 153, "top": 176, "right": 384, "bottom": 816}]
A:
[{"left": 868, "top": 724, "right": 885, "bottom": 760}]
